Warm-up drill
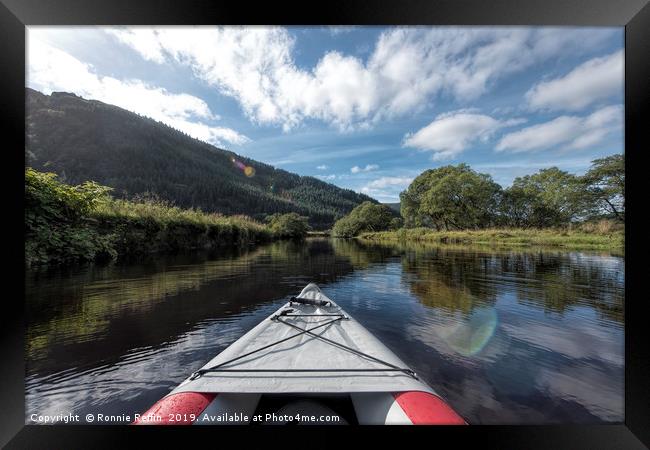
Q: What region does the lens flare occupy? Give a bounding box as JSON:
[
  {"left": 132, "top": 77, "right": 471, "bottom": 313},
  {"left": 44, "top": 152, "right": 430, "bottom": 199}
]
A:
[
  {"left": 443, "top": 307, "right": 498, "bottom": 356},
  {"left": 231, "top": 157, "right": 255, "bottom": 177}
]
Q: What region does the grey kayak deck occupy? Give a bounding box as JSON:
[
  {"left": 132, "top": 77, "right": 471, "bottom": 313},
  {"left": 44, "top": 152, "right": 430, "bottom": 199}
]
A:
[{"left": 174, "top": 284, "right": 434, "bottom": 395}]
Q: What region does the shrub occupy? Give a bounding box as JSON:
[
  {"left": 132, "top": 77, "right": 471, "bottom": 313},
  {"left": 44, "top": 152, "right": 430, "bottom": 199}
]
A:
[
  {"left": 25, "top": 168, "right": 117, "bottom": 265},
  {"left": 332, "top": 201, "right": 396, "bottom": 237},
  {"left": 266, "top": 213, "right": 310, "bottom": 239}
]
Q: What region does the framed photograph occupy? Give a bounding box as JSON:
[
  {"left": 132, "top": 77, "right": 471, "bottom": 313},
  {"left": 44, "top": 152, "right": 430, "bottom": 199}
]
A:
[{"left": 2, "top": 0, "right": 648, "bottom": 448}]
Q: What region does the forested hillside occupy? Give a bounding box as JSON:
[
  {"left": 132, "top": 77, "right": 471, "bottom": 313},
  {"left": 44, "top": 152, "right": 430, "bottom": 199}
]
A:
[{"left": 25, "top": 88, "right": 374, "bottom": 229}]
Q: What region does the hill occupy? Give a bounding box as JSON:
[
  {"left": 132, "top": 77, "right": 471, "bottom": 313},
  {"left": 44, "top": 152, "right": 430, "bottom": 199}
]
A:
[{"left": 25, "top": 88, "right": 375, "bottom": 229}]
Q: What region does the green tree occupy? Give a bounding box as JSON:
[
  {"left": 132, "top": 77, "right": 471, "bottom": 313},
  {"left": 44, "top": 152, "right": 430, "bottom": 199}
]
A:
[
  {"left": 582, "top": 154, "right": 624, "bottom": 222},
  {"left": 499, "top": 185, "right": 548, "bottom": 228},
  {"left": 400, "top": 164, "right": 502, "bottom": 230},
  {"left": 400, "top": 174, "right": 433, "bottom": 228},
  {"left": 332, "top": 201, "right": 396, "bottom": 237},
  {"left": 266, "top": 213, "right": 310, "bottom": 238},
  {"left": 502, "top": 167, "right": 587, "bottom": 227}
]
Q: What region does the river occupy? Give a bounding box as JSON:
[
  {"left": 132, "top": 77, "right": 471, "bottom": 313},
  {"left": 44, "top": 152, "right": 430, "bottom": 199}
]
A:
[{"left": 25, "top": 238, "right": 624, "bottom": 424}]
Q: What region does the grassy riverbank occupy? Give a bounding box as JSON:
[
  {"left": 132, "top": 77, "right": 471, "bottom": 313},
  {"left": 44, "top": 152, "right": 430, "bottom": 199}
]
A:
[
  {"left": 359, "top": 225, "right": 624, "bottom": 250},
  {"left": 25, "top": 169, "right": 274, "bottom": 266},
  {"left": 92, "top": 199, "right": 273, "bottom": 257}
]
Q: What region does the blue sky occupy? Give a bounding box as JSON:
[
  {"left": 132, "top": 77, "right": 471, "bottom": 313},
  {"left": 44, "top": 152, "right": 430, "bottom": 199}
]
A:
[{"left": 27, "top": 26, "right": 624, "bottom": 202}]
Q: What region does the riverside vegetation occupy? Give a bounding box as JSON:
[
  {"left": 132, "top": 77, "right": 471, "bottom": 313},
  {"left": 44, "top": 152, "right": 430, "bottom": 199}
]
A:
[
  {"left": 25, "top": 168, "right": 309, "bottom": 266},
  {"left": 333, "top": 154, "right": 624, "bottom": 250}
]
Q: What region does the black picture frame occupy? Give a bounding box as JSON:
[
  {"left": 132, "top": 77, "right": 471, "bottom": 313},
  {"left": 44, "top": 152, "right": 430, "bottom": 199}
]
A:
[{"left": 1, "top": 1, "right": 648, "bottom": 448}]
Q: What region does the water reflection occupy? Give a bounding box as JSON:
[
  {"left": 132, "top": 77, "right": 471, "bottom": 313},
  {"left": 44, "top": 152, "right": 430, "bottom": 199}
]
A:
[
  {"left": 341, "top": 241, "right": 624, "bottom": 324},
  {"left": 332, "top": 239, "right": 623, "bottom": 423},
  {"left": 26, "top": 238, "right": 624, "bottom": 424},
  {"left": 25, "top": 240, "right": 354, "bottom": 375}
]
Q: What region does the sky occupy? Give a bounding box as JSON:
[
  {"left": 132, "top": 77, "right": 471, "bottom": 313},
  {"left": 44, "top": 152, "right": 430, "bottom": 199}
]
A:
[{"left": 26, "top": 26, "right": 624, "bottom": 203}]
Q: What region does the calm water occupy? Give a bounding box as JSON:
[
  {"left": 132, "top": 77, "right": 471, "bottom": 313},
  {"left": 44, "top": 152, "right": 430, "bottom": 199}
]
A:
[{"left": 25, "top": 238, "right": 624, "bottom": 424}]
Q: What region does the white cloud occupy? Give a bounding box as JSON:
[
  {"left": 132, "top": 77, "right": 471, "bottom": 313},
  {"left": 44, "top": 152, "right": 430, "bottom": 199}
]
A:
[
  {"left": 351, "top": 164, "right": 379, "bottom": 173},
  {"left": 360, "top": 176, "right": 414, "bottom": 201},
  {"left": 316, "top": 165, "right": 328, "bottom": 170},
  {"left": 106, "top": 28, "right": 167, "bottom": 63},
  {"left": 495, "top": 105, "right": 623, "bottom": 153},
  {"left": 363, "top": 176, "right": 413, "bottom": 189},
  {"left": 316, "top": 174, "right": 337, "bottom": 180},
  {"left": 403, "top": 110, "right": 524, "bottom": 160},
  {"left": 105, "top": 26, "right": 615, "bottom": 131},
  {"left": 170, "top": 120, "right": 250, "bottom": 146},
  {"left": 27, "top": 31, "right": 249, "bottom": 147},
  {"left": 526, "top": 50, "right": 623, "bottom": 111}
]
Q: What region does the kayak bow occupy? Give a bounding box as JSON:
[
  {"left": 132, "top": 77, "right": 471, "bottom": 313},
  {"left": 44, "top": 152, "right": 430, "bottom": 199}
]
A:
[{"left": 135, "top": 283, "right": 466, "bottom": 425}]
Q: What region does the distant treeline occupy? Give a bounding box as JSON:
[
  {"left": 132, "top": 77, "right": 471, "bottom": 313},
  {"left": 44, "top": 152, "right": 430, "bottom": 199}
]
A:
[
  {"left": 25, "top": 169, "right": 308, "bottom": 266},
  {"left": 333, "top": 154, "right": 624, "bottom": 238},
  {"left": 400, "top": 154, "right": 623, "bottom": 229},
  {"left": 25, "top": 88, "right": 374, "bottom": 230}
]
